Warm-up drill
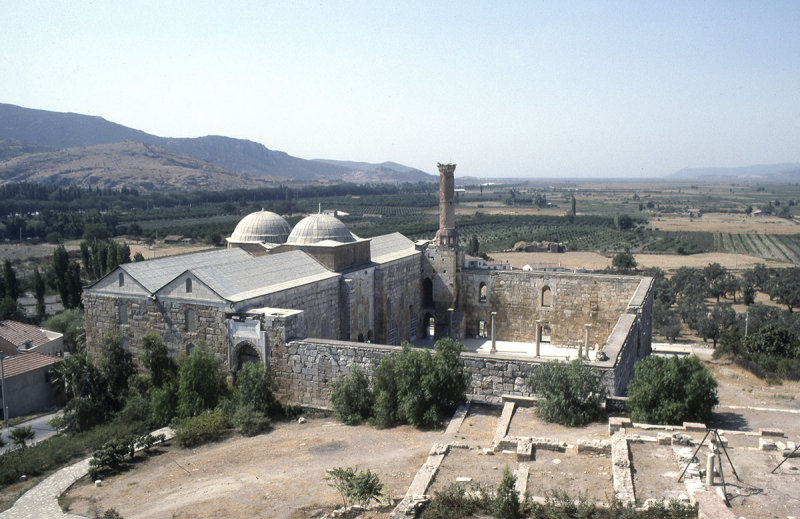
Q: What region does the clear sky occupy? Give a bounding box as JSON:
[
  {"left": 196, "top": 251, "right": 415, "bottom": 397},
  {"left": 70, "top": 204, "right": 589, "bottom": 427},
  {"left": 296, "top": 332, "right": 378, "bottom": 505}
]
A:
[{"left": 2, "top": 1, "right": 799, "bottom": 178}]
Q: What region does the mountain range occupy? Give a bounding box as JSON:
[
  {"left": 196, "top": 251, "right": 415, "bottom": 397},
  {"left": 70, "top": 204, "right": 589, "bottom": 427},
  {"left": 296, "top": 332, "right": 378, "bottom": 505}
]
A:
[{"left": 0, "top": 103, "right": 435, "bottom": 191}]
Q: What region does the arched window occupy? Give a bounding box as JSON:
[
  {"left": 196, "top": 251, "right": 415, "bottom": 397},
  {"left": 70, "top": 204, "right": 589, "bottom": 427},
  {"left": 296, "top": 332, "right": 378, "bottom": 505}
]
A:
[
  {"left": 479, "top": 282, "right": 487, "bottom": 303},
  {"left": 541, "top": 286, "right": 552, "bottom": 307},
  {"left": 357, "top": 333, "right": 365, "bottom": 342},
  {"left": 118, "top": 303, "right": 128, "bottom": 325},
  {"left": 422, "top": 278, "right": 434, "bottom": 307},
  {"left": 185, "top": 343, "right": 195, "bottom": 356},
  {"left": 184, "top": 308, "right": 197, "bottom": 332},
  {"left": 478, "top": 320, "right": 487, "bottom": 338},
  {"left": 185, "top": 278, "right": 192, "bottom": 293},
  {"left": 118, "top": 273, "right": 124, "bottom": 287}
]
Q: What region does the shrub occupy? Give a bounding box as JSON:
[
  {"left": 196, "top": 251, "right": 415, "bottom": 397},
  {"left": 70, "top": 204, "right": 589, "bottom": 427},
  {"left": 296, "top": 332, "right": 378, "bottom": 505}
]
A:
[
  {"left": 526, "top": 359, "right": 606, "bottom": 427},
  {"left": 9, "top": 426, "right": 35, "bottom": 449},
  {"left": 175, "top": 409, "right": 231, "bottom": 448},
  {"left": 150, "top": 380, "right": 179, "bottom": 426},
  {"left": 421, "top": 483, "right": 492, "bottom": 519},
  {"left": 139, "top": 333, "right": 177, "bottom": 389},
  {"left": 372, "top": 354, "right": 399, "bottom": 428},
  {"left": 331, "top": 366, "right": 374, "bottom": 425},
  {"left": 627, "top": 356, "right": 718, "bottom": 425},
  {"left": 98, "top": 334, "right": 135, "bottom": 405},
  {"left": 93, "top": 509, "right": 124, "bottom": 519},
  {"left": 117, "top": 393, "right": 152, "bottom": 424},
  {"left": 233, "top": 362, "right": 278, "bottom": 415},
  {"left": 232, "top": 405, "right": 271, "bottom": 436},
  {"left": 493, "top": 466, "right": 521, "bottom": 519},
  {"left": 177, "top": 345, "right": 228, "bottom": 418},
  {"left": 325, "top": 466, "right": 385, "bottom": 510}
]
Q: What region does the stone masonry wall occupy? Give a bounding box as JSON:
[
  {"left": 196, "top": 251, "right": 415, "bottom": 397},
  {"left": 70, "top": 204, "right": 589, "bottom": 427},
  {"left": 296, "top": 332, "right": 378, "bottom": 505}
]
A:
[
  {"left": 375, "top": 255, "right": 423, "bottom": 345},
  {"left": 83, "top": 293, "right": 229, "bottom": 363},
  {"left": 460, "top": 270, "right": 641, "bottom": 347}
]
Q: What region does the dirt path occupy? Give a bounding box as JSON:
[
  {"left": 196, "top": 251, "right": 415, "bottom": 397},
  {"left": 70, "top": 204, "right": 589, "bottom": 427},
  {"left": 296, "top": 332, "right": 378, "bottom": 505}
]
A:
[{"left": 62, "top": 418, "right": 440, "bottom": 519}]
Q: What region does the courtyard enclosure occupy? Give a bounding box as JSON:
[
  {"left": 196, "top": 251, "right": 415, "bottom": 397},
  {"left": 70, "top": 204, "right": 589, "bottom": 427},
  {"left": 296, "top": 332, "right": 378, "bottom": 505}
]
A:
[{"left": 83, "top": 164, "right": 654, "bottom": 401}]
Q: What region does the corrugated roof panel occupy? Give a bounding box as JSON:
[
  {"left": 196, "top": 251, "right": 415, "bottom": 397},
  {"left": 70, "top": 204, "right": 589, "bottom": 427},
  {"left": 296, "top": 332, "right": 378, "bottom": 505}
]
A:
[
  {"left": 191, "top": 250, "right": 338, "bottom": 302},
  {"left": 370, "top": 233, "right": 418, "bottom": 263},
  {"left": 121, "top": 248, "right": 251, "bottom": 292}
]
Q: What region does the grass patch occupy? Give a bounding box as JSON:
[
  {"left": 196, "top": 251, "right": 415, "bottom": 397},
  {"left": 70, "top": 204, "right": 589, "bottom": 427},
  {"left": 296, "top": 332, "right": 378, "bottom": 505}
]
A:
[{"left": 0, "top": 418, "right": 149, "bottom": 488}]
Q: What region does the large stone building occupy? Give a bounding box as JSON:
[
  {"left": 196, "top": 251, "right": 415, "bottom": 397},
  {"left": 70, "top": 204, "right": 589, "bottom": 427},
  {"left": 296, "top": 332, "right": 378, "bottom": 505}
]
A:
[{"left": 83, "top": 164, "right": 654, "bottom": 403}]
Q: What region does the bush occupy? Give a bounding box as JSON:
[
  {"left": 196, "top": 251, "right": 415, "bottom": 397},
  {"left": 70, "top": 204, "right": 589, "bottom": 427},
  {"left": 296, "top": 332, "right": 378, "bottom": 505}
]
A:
[
  {"left": 139, "top": 333, "right": 177, "bottom": 390},
  {"left": 331, "top": 366, "right": 374, "bottom": 425},
  {"left": 232, "top": 405, "right": 271, "bottom": 436},
  {"left": 118, "top": 393, "right": 152, "bottom": 424},
  {"left": 325, "top": 466, "right": 385, "bottom": 510},
  {"left": 494, "top": 466, "right": 521, "bottom": 519},
  {"left": 233, "top": 362, "right": 278, "bottom": 415},
  {"left": 175, "top": 409, "right": 231, "bottom": 448},
  {"left": 0, "top": 416, "right": 149, "bottom": 488},
  {"left": 372, "top": 355, "right": 399, "bottom": 428},
  {"left": 421, "top": 483, "right": 492, "bottom": 519},
  {"left": 150, "top": 380, "right": 179, "bottom": 426},
  {"left": 526, "top": 360, "right": 606, "bottom": 427},
  {"left": 177, "top": 345, "right": 228, "bottom": 418},
  {"left": 627, "top": 356, "right": 718, "bottom": 425},
  {"left": 93, "top": 510, "right": 124, "bottom": 519}
]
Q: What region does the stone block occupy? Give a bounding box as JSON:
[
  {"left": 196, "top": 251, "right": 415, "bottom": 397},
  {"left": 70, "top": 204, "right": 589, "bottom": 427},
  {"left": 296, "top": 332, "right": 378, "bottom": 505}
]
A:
[
  {"left": 516, "top": 441, "right": 533, "bottom": 461},
  {"left": 683, "top": 422, "right": 706, "bottom": 432},
  {"left": 760, "top": 427, "right": 784, "bottom": 437},
  {"left": 609, "top": 416, "right": 631, "bottom": 436},
  {"left": 759, "top": 437, "right": 777, "bottom": 451}
]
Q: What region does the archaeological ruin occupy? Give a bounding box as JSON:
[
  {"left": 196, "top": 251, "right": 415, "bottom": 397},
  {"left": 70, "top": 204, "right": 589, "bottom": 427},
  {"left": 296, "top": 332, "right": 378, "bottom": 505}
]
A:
[{"left": 83, "top": 163, "right": 654, "bottom": 404}]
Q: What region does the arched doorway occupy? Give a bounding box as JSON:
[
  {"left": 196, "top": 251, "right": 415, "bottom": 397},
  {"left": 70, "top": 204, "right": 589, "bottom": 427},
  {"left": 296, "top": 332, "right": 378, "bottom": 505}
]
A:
[
  {"left": 235, "top": 342, "right": 261, "bottom": 370},
  {"left": 422, "top": 278, "right": 434, "bottom": 307},
  {"left": 424, "top": 313, "right": 435, "bottom": 338}
]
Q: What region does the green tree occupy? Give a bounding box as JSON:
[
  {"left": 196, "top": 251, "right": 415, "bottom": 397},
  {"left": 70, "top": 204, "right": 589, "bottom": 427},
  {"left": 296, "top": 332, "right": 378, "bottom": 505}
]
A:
[
  {"left": 99, "top": 335, "right": 135, "bottom": 403},
  {"left": 611, "top": 250, "right": 637, "bottom": 272},
  {"left": 33, "top": 266, "right": 46, "bottom": 320},
  {"left": 467, "top": 235, "right": 480, "bottom": 256},
  {"left": 526, "top": 359, "right": 606, "bottom": 426},
  {"left": 627, "top": 356, "right": 718, "bottom": 425},
  {"left": 133, "top": 252, "right": 145, "bottom": 262},
  {"left": 42, "top": 308, "right": 85, "bottom": 351},
  {"left": 139, "top": 333, "right": 177, "bottom": 389},
  {"left": 9, "top": 426, "right": 35, "bottom": 449},
  {"left": 614, "top": 213, "right": 633, "bottom": 230},
  {"left": 233, "top": 361, "right": 277, "bottom": 415},
  {"left": 2, "top": 259, "right": 20, "bottom": 301},
  {"left": 177, "top": 345, "right": 227, "bottom": 418},
  {"left": 372, "top": 354, "right": 399, "bottom": 428},
  {"left": 493, "top": 466, "right": 521, "bottom": 519},
  {"left": 331, "top": 366, "right": 374, "bottom": 425}
]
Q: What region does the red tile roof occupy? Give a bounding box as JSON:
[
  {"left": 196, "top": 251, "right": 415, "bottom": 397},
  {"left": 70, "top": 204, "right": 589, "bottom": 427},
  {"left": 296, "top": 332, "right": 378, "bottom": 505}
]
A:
[
  {"left": 0, "top": 320, "right": 53, "bottom": 350},
  {"left": 1, "top": 352, "right": 62, "bottom": 378}
]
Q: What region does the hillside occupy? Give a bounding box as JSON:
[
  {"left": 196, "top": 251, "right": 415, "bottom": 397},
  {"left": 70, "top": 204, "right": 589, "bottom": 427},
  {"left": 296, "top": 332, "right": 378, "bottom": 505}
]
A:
[
  {"left": 0, "top": 141, "right": 275, "bottom": 192},
  {"left": 0, "top": 103, "right": 435, "bottom": 185}
]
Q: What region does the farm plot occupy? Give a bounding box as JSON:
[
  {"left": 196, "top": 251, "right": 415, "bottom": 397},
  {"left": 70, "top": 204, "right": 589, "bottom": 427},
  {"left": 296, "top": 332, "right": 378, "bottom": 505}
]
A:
[{"left": 717, "top": 233, "right": 800, "bottom": 264}]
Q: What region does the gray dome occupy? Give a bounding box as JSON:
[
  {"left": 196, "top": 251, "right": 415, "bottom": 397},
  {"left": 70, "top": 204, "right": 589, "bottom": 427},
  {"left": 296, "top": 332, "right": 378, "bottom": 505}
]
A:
[
  {"left": 227, "top": 210, "right": 291, "bottom": 244},
  {"left": 286, "top": 214, "right": 355, "bottom": 245}
]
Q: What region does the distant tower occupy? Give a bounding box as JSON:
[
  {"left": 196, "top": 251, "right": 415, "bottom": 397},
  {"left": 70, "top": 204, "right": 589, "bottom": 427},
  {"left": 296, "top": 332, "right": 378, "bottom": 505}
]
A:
[{"left": 434, "top": 163, "right": 458, "bottom": 248}]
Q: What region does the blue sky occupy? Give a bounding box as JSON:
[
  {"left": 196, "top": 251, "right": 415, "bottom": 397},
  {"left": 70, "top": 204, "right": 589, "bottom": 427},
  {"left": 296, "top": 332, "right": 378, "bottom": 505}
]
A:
[{"left": 2, "top": 1, "right": 799, "bottom": 178}]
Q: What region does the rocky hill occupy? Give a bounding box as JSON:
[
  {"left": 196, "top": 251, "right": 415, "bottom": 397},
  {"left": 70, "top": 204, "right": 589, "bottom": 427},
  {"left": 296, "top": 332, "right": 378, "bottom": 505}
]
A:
[
  {"left": 0, "top": 141, "right": 276, "bottom": 191},
  {"left": 0, "top": 103, "right": 435, "bottom": 188}
]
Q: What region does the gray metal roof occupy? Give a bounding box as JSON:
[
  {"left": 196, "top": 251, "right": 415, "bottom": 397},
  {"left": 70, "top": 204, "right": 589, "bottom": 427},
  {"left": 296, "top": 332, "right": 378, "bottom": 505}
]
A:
[
  {"left": 120, "top": 248, "right": 251, "bottom": 292},
  {"left": 189, "top": 250, "right": 337, "bottom": 302},
  {"left": 370, "top": 233, "right": 419, "bottom": 263}
]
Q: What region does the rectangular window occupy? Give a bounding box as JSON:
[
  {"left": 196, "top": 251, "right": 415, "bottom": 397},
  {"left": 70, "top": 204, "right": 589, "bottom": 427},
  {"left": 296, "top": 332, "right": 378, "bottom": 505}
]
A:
[{"left": 119, "top": 303, "right": 128, "bottom": 325}]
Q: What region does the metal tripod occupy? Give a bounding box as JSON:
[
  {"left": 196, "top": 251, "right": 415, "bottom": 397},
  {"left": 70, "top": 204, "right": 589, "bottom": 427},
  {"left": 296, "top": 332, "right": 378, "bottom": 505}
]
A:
[
  {"left": 678, "top": 428, "right": 740, "bottom": 506},
  {"left": 771, "top": 439, "right": 800, "bottom": 474}
]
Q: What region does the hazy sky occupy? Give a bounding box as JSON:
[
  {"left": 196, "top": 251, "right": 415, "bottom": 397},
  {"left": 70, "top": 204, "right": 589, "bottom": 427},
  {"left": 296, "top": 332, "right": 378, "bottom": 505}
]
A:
[{"left": 2, "top": 1, "right": 799, "bottom": 178}]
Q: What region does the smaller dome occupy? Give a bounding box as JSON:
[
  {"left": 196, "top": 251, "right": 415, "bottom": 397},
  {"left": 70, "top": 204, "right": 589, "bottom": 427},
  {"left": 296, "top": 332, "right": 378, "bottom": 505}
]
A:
[
  {"left": 227, "top": 210, "right": 291, "bottom": 244},
  {"left": 286, "top": 213, "right": 355, "bottom": 245}
]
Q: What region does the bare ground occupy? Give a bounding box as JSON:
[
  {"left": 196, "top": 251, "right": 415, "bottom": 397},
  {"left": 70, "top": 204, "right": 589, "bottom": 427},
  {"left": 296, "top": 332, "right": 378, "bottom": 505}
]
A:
[
  {"left": 61, "top": 418, "right": 440, "bottom": 519},
  {"left": 651, "top": 213, "right": 800, "bottom": 235},
  {"left": 490, "top": 251, "right": 793, "bottom": 272}
]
